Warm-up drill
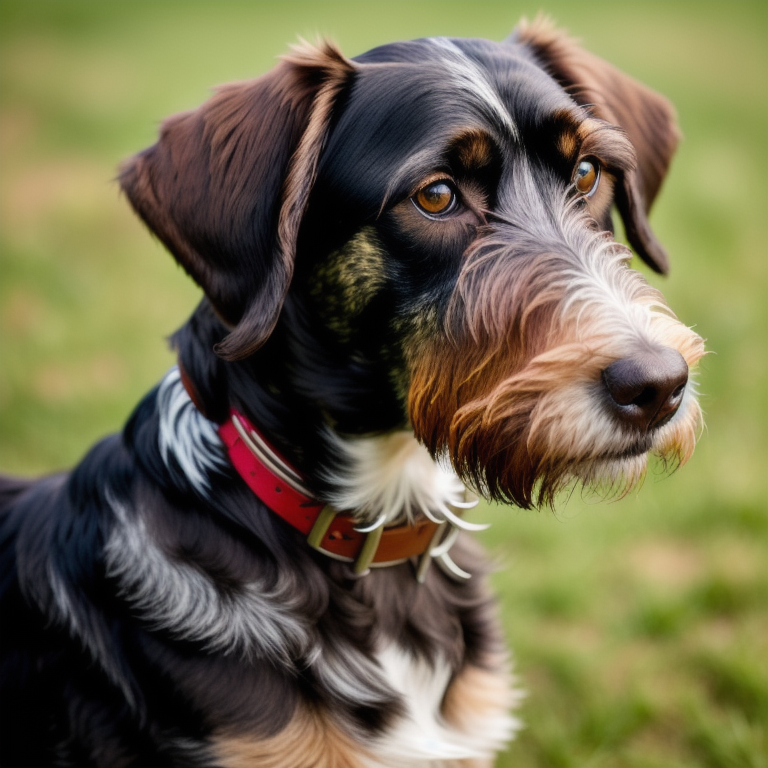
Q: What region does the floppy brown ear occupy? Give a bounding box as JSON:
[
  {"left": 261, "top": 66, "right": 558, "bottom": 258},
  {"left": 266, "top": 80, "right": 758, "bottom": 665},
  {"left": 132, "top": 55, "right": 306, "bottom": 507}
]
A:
[
  {"left": 514, "top": 17, "right": 680, "bottom": 274},
  {"left": 119, "top": 41, "right": 354, "bottom": 360}
]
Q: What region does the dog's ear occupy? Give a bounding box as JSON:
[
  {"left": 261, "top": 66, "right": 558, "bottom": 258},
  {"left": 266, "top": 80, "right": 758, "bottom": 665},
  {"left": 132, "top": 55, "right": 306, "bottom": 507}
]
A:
[
  {"left": 513, "top": 18, "right": 679, "bottom": 274},
  {"left": 120, "top": 42, "right": 354, "bottom": 360}
]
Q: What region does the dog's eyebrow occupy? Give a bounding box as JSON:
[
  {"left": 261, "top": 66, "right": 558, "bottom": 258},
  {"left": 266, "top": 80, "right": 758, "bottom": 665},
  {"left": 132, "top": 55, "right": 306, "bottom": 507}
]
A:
[
  {"left": 428, "top": 37, "right": 519, "bottom": 141},
  {"left": 577, "top": 118, "right": 636, "bottom": 172},
  {"left": 377, "top": 128, "right": 499, "bottom": 216},
  {"left": 552, "top": 109, "right": 636, "bottom": 173},
  {"left": 450, "top": 128, "right": 497, "bottom": 170},
  {"left": 378, "top": 147, "right": 449, "bottom": 216},
  {"left": 552, "top": 109, "right": 583, "bottom": 159}
]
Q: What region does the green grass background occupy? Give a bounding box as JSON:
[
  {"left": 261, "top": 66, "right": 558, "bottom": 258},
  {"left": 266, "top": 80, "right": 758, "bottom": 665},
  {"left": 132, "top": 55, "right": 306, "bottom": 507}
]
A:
[{"left": 1, "top": 1, "right": 766, "bottom": 766}]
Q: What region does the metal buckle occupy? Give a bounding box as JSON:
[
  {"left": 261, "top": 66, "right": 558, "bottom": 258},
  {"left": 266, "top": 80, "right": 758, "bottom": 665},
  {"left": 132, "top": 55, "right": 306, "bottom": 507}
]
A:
[
  {"left": 351, "top": 524, "right": 384, "bottom": 574},
  {"left": 306, "top": 506, "right": 339, "bottom": 551},
  {"left": 306, "top": 506, "right": 385, "bottom": 574}
]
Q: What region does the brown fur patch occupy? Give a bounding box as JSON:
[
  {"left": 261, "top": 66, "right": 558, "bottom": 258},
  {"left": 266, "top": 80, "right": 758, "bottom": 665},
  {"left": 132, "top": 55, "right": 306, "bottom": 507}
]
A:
[
  {"left": 556, "top": 129, "right": 578, "bottom": 161},
  {"left": 213, "top": 706, "right": 370, "bottom": 768},
  {"left": 441, "top": 660, "right": 518, "bottom": 768},
  {"left": 452, "top": 129, "right": 496, "bottom": 170}
]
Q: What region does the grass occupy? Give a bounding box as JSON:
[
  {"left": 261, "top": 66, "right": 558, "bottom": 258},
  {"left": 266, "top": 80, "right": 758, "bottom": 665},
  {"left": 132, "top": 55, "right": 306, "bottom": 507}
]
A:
[{"left": 1, "top": 1, "right": 767, "bottom": 766}]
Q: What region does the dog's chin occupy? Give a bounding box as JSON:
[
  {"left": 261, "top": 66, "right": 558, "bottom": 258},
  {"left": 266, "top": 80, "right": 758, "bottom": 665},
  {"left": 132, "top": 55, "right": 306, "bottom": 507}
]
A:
[
  {"left": 450, "top": 412, "right": 700, "bottom": 509},
  {"left": 447, "top": 449, "right": 651, "bottom": 510},
  {"left": 599, "top": 437, "right": 654, "bottom": 462},
  {"left": 531, "top": 413, "right": 701, "bottom": 505},
  {"left": 532, "top": 453, "right": 653, "bottom": 508},
  {"left": 564, "top": 453, "right": 650, "bottom": 501}
]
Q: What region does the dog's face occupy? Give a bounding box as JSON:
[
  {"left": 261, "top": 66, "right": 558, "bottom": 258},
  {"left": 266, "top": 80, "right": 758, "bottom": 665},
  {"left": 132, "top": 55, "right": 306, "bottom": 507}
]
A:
[{"left": 120, "top": 20, "right": 704, "bottom": 508}]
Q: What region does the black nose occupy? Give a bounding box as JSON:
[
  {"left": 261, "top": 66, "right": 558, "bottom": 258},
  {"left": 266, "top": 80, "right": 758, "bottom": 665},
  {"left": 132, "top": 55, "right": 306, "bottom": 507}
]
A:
[{"left": 602, "top": 348, "right": 689, "bottom": 431}]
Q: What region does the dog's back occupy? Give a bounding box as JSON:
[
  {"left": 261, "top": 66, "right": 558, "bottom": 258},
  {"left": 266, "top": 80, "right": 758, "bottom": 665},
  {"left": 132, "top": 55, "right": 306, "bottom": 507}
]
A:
[
  {"left": 0, "top": 475, "right": 37, "bottom": 515},
  {"left": 0, "top": 438, "right": 150, "bottom": 767},
  {"left": 1, "top": 472, "right": 74, "bottom": 768}
]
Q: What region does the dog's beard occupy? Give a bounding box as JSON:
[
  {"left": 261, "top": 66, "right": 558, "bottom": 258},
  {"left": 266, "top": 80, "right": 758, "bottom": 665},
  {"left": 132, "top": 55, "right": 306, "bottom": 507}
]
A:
[{"left": 408, "top": 215, "right": 705, "bottom": 508}]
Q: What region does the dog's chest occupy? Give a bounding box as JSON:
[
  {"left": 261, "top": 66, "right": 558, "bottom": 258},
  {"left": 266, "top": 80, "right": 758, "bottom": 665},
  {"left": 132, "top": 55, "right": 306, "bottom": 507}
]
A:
[
  {"left": 212, "top": 644, "right": 517, "bottom": 768},
  {"left": 362, "top": 646, "right": 516, "bottom": 767}
]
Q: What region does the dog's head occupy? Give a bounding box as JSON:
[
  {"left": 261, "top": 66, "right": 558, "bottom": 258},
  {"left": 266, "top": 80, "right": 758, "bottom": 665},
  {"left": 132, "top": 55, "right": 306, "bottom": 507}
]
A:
[{"left": 121, "top": 19, "right": 704, "bottom": 508}]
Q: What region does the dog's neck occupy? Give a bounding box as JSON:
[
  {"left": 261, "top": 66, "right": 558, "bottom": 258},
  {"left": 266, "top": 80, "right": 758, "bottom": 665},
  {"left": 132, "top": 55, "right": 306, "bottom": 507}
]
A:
[
  {"left": 171, "top": 302, "right": 473, "bottom": 525},
  {"left": 319, "top": 428, "right": 472, "bottom": 528},
  {"left": 172, "top": 357, "right": 485, "bottom": 579}
]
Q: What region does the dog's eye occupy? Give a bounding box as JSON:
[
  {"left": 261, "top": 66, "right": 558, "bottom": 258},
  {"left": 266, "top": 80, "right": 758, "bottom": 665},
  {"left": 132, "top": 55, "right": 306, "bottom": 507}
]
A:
[
  {"left": 413, "top": 181, "right": 457, "bottom": 217},
  {"left": 574, "top": 159, "right": 600, "bottom": 197}
]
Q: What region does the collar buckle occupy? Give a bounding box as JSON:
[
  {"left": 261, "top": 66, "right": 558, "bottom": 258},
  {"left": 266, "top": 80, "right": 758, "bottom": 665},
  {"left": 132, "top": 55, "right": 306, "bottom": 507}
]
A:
[{"left": 306, "top": 506, "right": 388, "bottom": 574}]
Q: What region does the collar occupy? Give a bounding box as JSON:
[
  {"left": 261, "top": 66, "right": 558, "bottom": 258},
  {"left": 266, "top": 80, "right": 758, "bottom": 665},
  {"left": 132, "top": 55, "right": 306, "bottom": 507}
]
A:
[{"left": 218, "top": 409, "right": 461, "bottom": 580}]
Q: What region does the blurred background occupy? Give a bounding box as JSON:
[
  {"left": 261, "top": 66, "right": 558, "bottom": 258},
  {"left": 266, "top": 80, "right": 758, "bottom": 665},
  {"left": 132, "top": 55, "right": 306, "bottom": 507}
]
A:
[{"left": 1, "top": 1, "right": 766, "bottom": 766}]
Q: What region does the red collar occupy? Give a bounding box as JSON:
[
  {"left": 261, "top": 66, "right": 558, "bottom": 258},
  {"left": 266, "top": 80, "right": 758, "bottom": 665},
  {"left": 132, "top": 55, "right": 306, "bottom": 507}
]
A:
[{"left": 218, "top": 409, "right": 446, "bottom": 577}]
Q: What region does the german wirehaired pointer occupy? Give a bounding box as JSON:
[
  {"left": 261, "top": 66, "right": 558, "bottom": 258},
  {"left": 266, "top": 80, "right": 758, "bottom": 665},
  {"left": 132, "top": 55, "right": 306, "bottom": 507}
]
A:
[{"left": 0, "top": 18, "right": 704, "bottom": 767}]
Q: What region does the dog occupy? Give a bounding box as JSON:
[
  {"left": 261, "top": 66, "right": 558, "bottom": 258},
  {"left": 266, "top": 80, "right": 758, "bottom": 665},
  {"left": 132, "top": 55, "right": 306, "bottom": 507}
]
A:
[{"left": 0, "top": 17, "right": 705, "bottom": 768}]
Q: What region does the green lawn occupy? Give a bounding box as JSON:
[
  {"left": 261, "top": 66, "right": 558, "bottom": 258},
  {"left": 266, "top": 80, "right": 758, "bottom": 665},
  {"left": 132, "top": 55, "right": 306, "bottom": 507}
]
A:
[{"left": 1, "top": 2, "right": 767, "bottom": 766}]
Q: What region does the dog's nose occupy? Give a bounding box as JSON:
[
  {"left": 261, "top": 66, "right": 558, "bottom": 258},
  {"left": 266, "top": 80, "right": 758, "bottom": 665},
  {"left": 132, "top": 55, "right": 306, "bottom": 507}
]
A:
[{"left": 602, "top": 348, "right": 689, "bottom": 431}]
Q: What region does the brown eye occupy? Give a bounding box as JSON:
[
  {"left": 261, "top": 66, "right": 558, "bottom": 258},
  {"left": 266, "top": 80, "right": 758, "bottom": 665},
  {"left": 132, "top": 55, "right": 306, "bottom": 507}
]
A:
[
  {"left": 575, "top": 158, "right": 600, "bottom": 196},
  {"left": 413, "top": 180, "right": 457, "bottom": 217}
]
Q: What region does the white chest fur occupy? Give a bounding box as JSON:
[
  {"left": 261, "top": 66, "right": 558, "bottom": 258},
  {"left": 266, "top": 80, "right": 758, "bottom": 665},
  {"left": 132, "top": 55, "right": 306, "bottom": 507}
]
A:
[{"left": 363, "top": 646, "right": 520, "bottom": 768}]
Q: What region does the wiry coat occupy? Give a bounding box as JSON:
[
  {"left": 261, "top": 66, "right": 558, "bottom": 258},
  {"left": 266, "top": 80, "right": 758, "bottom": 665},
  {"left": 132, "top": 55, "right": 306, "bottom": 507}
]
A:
[{"left": 0, "top": 19, "right": 703, "bottom": 768}]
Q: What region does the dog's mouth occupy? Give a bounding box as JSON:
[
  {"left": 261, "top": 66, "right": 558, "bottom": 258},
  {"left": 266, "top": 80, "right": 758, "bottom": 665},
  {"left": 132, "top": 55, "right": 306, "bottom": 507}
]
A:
[{"left": 599, "top": 437, "right": 653, "bottom": 461}]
